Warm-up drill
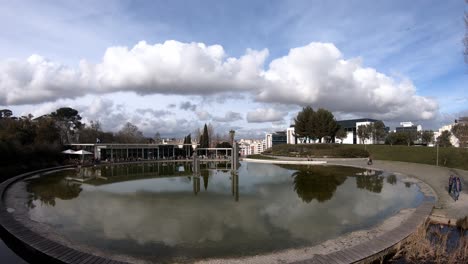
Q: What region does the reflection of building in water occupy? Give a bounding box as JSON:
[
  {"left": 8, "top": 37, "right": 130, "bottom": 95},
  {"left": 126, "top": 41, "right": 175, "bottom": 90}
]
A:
[{"left": 356, "top": 169, "right": 377, "bottom": 176}]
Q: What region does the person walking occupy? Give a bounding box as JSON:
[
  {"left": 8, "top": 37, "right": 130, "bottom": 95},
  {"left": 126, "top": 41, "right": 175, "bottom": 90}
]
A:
[{"left": 448, "top": 175, "right": 454, "bottom": 195}]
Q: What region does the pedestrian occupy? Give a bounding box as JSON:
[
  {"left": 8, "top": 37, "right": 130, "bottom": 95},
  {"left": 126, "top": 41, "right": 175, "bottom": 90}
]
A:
[
  {"left": 448, "top": 174, "right": 454, "bottom": 194},
  {"left": 454, "top": 177, "right": 462, "bottom": 201},
  {"left": 367, "top": 156, "right": 373, "bottom": 165}
]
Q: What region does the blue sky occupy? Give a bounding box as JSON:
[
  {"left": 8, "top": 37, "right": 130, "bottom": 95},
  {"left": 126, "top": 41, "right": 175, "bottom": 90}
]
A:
[{"left": 0, "top": 0, "right": 466, "bottom": 138}]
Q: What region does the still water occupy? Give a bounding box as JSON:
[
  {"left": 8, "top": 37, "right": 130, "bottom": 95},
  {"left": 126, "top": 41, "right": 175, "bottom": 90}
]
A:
[{"left": 23, "top": 162, "right": 424, "bottom": 262}]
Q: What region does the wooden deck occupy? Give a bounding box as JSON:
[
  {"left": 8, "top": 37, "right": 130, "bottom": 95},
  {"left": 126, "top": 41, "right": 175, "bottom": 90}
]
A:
[
  {"left": 1, "top": 166, "right": 435, "bottom": 264},
  {"left": 292, "top": 200, "right": 435, "bottom": 264}
]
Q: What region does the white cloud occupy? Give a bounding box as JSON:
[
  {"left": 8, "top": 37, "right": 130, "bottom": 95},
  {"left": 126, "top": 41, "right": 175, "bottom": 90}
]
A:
[
  {"left": 1, "top": 40, "right": 437, "bottom": 121},
  {"left": 258, "top": 42, "right": 438, "bottom": 121},
  {"left": 247, "top": 108, "right": 285, "bottom": 123}
]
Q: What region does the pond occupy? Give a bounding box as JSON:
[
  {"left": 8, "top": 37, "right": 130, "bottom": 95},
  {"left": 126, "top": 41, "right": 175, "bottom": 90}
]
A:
[{"left": 12, "top": 162, "right": 425, "bottom": 263}]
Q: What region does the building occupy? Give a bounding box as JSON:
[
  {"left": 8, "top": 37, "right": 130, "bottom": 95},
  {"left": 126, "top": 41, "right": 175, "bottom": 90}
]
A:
[
  {"left": 336, "top": 118, "right": 380, "bottom": 144},
  {"left": 238, "top": 139, "right": 266, "bottom": 156},
  {"left": 265, "top": 133, "right": 272, "bottom": 149},
  {"left": 264, "top": 131, "right": 288, "bottom": 150},
  {"left": 395, "top": 122, "right": 422, "bottom": 133},
  {"left": 434, "top": 123, "right": 460, "bottom": 147},
  {"left": 286, "top": 126, "right": 296, "bottom": 144},
  {"left": 272, "top": 131, "right": 287, "bottom": 146}
]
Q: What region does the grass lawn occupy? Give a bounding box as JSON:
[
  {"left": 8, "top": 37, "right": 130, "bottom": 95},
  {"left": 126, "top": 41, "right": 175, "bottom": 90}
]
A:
[
  {"left": 356, "top": 144, "right": 468, "bottom": 171},
  {"left": 264, "top": 144, "right": 468, "bottom": 171}
]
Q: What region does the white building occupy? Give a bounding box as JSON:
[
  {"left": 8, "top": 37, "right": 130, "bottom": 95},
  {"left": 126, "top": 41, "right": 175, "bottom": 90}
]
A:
[
  {"left": 265, "top": 133, "right": 272, "bottom": 150},
  {"left": 434, "top": 123, "right": 459, "bottom": 147},
  {"left": 238, "top": 139, "right": 266, "bottom": 155},
  {"left": 286, "top": 127, "right": 296, "bottom": 144},
  {"left": 335, "top": 118, "right": 382, "bottom": 144}
]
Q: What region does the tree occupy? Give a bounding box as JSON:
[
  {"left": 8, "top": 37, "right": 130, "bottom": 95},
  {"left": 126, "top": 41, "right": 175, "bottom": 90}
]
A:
[
  {"left": 183, "top": 134, "right": 194, "bottom": 157},
  {"left": 154, "top": 132, "right": 162, "bottom": 144},
  {"left": 437, "top": 130, "right": 452, "bottom": 147},
  {"left": 335, "top": 127, "right": 347, "bottom": 143},
  {"left": 421, "top": 130, "right": 435, "bottom": 145},
  {"left": 451, "top": 123, "right": 468, "bottom": 147},
  {"left": 116, "top": 122, "right": 144, "bottom": 143},
  {"left": 199, "top": 124, "right": 210, "bottom": 148},
  {"left": 372, "top": 121, "right": 387, "bottom": 143},
  {"left": 79, "top": 120, "right": 102, "bottom": 143},
  {"left": 403, "top": 130, "right": 418, "bottom": 146},
  {"left": 35, "top": 117, "right": 61, "bottom": 145},
  {"left": 314, "top": 108, "right": 338, "bottom": 143},
  {"left": 357, "top": 124, "right": 371, "bottom": 145},
  {"left": 51, "top": 107, "right": 83, "bottom": 144},
  {"left": 294, "top": 106, "right": 315, "bottom": 142},
  {"left": 0, "top": 109, "right": 13, "bottom": 118}
]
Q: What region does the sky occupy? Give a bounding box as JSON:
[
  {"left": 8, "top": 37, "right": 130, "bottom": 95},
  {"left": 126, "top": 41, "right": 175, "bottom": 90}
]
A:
[{"left": 0, "top": 0, "right": 467, "bottom": 138}]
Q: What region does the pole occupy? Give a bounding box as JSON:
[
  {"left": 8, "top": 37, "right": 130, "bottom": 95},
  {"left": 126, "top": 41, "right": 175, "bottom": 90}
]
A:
[{"left": 436, "top": 143, "right": 439, "bottom": 166}]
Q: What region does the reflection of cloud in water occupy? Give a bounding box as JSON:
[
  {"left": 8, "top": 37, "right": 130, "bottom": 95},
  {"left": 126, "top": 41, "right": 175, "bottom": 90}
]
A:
[{"left": 26, "top": 163, "right": 424, "bottom": 259}]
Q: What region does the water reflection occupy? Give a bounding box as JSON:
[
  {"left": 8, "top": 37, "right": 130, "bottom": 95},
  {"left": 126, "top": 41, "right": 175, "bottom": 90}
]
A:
[
  {"left": 22, "top": 162, "right": 424, "bottom": 262},
  {"left": 292, "top": 168, "right": 346, "bottom": 203},
  {"left": 26, "top": 173, "right": 82, "bottom": 207},
  {"left": 354, "top": 170, "right": 385, "bottom": 193}
]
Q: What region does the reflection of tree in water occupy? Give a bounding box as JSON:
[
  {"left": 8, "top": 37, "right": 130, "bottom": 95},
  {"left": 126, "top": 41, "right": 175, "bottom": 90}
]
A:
[
  {"left": 26, "top": 174, "right": 82, "bottom": 208},
  {"left": 201, "top": 170, "right": 210, "bottom": 190},
  {"left": 289, "top": 166, "right": 354, "bottom": 203},
  {"left": 354, "top": 171, "right": 384, "bottom": 193},
  {"left": 386, "top": 174, "right": 397, "bottom": 185}
]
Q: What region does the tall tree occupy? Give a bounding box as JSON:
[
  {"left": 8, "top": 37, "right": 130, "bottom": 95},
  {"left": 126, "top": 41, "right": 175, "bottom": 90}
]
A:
[
  {"left": 451, "top": 123, "right": 468, "bottom": 147},
  {"left": 335, "top": 127, "right": 347, "bottom": 143},
  {"left": 116, "top": 122, "right": 144, "bottom": 143},
  {"left": 357, "top": 124, "right": 372, "bottom": 145},
  {"left": 294, "top": 106, "right": 315, "bottom": 143},
  {"left": 421, "top": 130, "right": 435, "bottom": 145},
  {"left": 51, "top": 107, "right": 83, "bottom": 144},
  {"left": 314, "top": 108, "right": 338, "bottom": 143},
  {"left": 183, "top": 134, "right": 193, "bottom": 157},
  {"left": 154, "top": 132, "right": 162, "bottom": 144},
  {"left": 199, "top": 124, "right": 210, "bottom": 148},
  {"left": 437, "top": 130, "right": 452, "bottom": 147},
  {"left": 372, "top": 121, "right": 387, "bottom": 143}
]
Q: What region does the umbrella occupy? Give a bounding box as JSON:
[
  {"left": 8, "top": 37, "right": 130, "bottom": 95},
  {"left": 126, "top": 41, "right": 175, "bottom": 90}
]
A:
[{"left": 61, "top": 149, "right": 76, "bottom": 154}]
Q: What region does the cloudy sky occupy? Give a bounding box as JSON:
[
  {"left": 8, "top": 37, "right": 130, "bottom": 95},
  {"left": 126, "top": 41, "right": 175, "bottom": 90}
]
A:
[{"left": 0, "top": 0, "right": 467, "bottom": 138}]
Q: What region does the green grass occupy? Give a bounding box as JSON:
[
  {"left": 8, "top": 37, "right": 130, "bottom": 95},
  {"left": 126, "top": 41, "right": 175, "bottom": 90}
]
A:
[
  {"left": 264, "top": 144, "right": 468, "bottom": 170},
  {"left": 351, "top": 144, "right": 468, "bottom": 170},
  {"left": 263, "top": 144, "right": 369, "bottom": 158}
]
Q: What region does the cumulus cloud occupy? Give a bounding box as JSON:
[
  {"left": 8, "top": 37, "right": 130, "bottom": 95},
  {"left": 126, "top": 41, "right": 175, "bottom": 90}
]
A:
[
  {"left": 1, "top": 40, "right": 437, "bottom": 121},
  {"left": 179, "top": 101, "right": 197, "bottom": 111},
  {"left": 247, "top": 108, "right": 285, "bottom": 123},
  {"left": 258, "top": 42, "right": 438, "bottom": 120}
]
